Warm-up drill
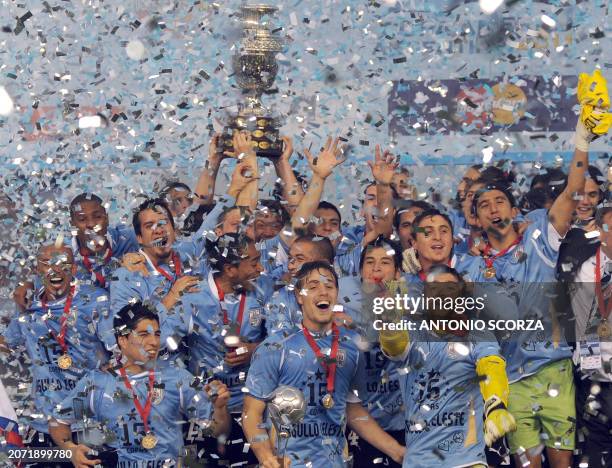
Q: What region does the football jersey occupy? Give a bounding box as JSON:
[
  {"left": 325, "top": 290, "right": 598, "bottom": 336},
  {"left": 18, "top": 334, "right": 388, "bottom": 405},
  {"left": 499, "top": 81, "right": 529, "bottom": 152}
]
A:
[
  {"left": 264, "top": 284, "right": 302, "bottom": 336},
  {"left": 66, "top": 224, "right": 138, "bottom": 289},
  {"left": 257, "top": 234, "right": 289, "bottom": 277},
  {"left": 338, "top": 276, "right": 404, "bottom": 431},
  {"left": 4, "top": 283, "right": 110, "bottom": 433},
  {"left": 391, "top": 328, "right": 500, "bottom": 468},
  {"left": 166, "top": 271, "right": 274, "bottom": 413},
  {"left": 455, "top": 209, "right": 572, "bottom": 382},
  {"left": 245, "top": 327, "right": 362, "bottom": 468},
  {"left": 53, "top": 366, "right": 213, "bottom": 467}
]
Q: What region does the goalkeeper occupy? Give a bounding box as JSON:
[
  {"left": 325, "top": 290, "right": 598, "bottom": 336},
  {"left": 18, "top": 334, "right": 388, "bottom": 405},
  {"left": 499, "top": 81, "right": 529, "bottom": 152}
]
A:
[{"left": 379, "top": 265, "right": 516, "bottom": 468}]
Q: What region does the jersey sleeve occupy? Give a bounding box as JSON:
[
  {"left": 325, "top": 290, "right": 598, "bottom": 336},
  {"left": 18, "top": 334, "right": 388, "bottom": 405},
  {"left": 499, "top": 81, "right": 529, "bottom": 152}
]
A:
[
  {"left": 185, "top": 196, "right": 236, "bottom": 260},
  {"left": 52, "top": 371, "right": 103, "bottom": 424},
  {"left": 109, "top": 267, "right": 147, "bottom": 313},
  {"left": 469, "top": 331, "right": 502, "bottom": 364},
  {"left": 109, "top": 224, "right": 139, "bottom": 256},
  {"left": 527, "top": 208, "right": 562, "bottom": 257},
  {"left": 335, "top": 245, "right": 362, "bottom": 277},
  {"left": 244, "top": 339, "right": 284, "bottom": 400},
  {"left": 4, "top": 312, "right": 24, "bottom": 348}
]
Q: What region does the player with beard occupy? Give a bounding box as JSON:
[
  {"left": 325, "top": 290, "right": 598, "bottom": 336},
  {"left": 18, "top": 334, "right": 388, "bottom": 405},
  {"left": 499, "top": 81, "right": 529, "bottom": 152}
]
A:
[
  {"left": 243, "top": 261, "right": 405, "bottom": 468},
  {"left": 379, "top": 266, "right": 515, "bottom": 468},
  {"left": 0, "top": 243, "right": 109, "bottom": 456},
  {"left": 265, "top": 234, "right": 335, "bottom": 335},
  {"left": 456, "top": 70, "right": 611, "bottom": 468},
  {"left": 337, "top": 237, "right": 406, "bottom": 468},
  {"left": 49, "top": 302, "right": 231, "bottom": 468},
  {"left": 161, "top": 233, "right": 273, "bottom": 466}
]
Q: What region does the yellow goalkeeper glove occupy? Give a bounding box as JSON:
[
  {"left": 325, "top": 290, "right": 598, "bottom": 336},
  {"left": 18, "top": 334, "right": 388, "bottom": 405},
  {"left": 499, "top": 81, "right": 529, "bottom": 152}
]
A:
[
  {"left": 476, "top": 355, "right": 517, "bottom": 447},
  {"left": 575, "top": 70, "right": 612, "bottom": 151}
]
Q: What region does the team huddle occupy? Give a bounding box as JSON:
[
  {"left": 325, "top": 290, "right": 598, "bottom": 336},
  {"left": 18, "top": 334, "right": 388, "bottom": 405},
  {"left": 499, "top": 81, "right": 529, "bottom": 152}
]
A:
[{"left": 0, "top": 71, "right": 611, "bottom": 468}]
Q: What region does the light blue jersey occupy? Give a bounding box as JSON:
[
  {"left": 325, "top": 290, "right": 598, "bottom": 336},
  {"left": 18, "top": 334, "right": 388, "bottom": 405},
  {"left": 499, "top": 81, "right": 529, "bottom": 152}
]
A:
[
  {"left": 455, "top": 209, "right": 571, "bottom": 382},
  {"left": 53, "top": 366, "right": 214, "bottom": 467},
  {"left": 245, "top": 327, "right": 362, "bottom": 468},
  {"left": 66, "top": 224, "right": 138, "bottom": 289},
  {"left": 334, "top": 225, "right": 366, "bottom": 278},
  {"left": 264, "top": 284, "right": 301, "bottom": 336},
  {"left": 257, "top": 234, "right": 289, "bottom": 278},
  {"left": 337, "top": 276, "right": 404, "bottom": 431},
  {"left": 391, "top": 328, "right": 500, "bottom": 468},
  {"left": 166, "top": 271, "right": 274, "bottom": 413},
  {"left": 4, "top": 283, "right": 110, "bottom": 433}
]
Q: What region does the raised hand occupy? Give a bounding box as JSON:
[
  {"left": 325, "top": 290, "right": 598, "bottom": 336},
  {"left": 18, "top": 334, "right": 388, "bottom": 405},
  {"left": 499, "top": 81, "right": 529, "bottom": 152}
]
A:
[
  {"left": 233, "top": 131, "right": 257, "bottom": 157},
  {"left": 368, "top": 144, "right": 398, "bottom": 185},
  {"left": 304, "top": 136, "right": 346, "bottom": 180},
  {"left": 280, "top": 136, "right": 294, "bottom": 163}
]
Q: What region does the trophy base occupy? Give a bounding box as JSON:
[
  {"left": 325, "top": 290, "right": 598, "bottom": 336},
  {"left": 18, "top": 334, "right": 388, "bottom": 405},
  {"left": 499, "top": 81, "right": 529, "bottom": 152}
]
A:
[{"left": 222, "top": 115, "right": 283, "bottom": 159}]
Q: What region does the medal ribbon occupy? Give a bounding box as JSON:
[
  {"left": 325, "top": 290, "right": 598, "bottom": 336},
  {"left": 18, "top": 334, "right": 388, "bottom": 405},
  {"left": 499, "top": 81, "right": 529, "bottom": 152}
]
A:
[
  {"left": 41, "top": 285, "right": 76, "bottom": 355},
  {"left": 214, "top": 279, "right": 247, "bottom": 330},
  {"left": 80, "top": 247, "right": 112, "bottom": 288},
  {"left": 119, "top": 368, "right": 155, "bottom": 434},
  {"left": 595, "top": 247, "right": 611, "bottom": 321},
  {"left": 482, "top": 236, "right": 523, "bottom": 270},
  {"left": 154, "top": 252, "right": 182, "bottom": 283},
  {"left": 302, "top": 323, "right": 340, "bottom": 397}
]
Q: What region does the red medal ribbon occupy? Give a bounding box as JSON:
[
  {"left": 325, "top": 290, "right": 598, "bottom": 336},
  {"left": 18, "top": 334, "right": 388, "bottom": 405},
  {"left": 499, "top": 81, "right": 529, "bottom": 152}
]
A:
[
  {"left": 80, "top": 247, "right": 112, "bottom": 288},
  {"left": 482, "top": 236, "right": 523, "bottom": 270},
  {"left": 595, "top": 247, "right": 611, "bottom": 321},
  {"left": 214, "top": 279, "right": 247, "bottom": 329},
  {"left": 154, "top": 252, "right": 182, "bottom": 283},
  {"left": 302, "top": 323, "right": 340, "bottom": 396},
  {"left": 41, "top": 285, "right": 76, "bottom": 355},
  {"left": 119, "top": 368, "right": 155, "bottom": 434}
]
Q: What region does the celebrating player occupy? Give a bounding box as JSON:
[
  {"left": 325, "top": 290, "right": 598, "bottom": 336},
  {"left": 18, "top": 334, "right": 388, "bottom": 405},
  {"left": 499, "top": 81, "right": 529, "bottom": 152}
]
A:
[
  {"left": 49, "top": 301, "right": 231, "bottom": 467},
  {"left": 1, "top": 243, "right": 109, "bottom": 449},
  {"left": 243, "top": 261, "right": 405, "bottom": 467}
]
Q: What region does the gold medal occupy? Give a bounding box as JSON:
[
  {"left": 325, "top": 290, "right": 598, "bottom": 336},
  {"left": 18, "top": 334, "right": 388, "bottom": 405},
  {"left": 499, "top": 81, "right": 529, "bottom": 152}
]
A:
[
  {"left": 322, "top": 393, "right": 334, "bottom": 409},
  {"left": 484, "top": 267, "right": 496, "bottom": 279},
  {"left": 252, "top": 129, "right": 264, "bottom": 138},
  {"left": 141, "top": 433, "right": 158, "bottom": 450},
  {"left": 598, "top": 320, "right": 612, "bottom": 339},
  {"left": 256, "top": 119, "right": 267, "bottom": 127},
  {"left": 258, "top": 141, "right": 270, "bottom": 149},
  {"left": 57, "top": 354, "right": 73, "bottom": 370}
]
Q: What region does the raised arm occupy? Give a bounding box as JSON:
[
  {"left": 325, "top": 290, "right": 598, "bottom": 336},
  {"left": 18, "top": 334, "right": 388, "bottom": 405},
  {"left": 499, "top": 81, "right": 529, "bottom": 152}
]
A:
[
  {"left": 549, "top": 70, "right": 611, "bottom": 236},
  {"left": 227, "top": 132, "right": 259, "bottom": 211},
  {"left": 194, "top": 133, "right": 226, "bottom": 205},
  {"left": 291, "top": 136, "right": 345, "bottom": 231},
  {"left": 273, "top": 136, "right": 305, "bottom": 215},
  {"left": 365, "top": 144, "right": 398, "bottom": 243}
]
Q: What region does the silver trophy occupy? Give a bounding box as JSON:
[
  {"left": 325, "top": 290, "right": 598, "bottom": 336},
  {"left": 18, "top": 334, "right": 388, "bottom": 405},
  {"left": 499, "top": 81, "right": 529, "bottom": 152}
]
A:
[
  {"left": 267, "top": 385, "right": 306, "bottom": 465},
  {"left": 222, "top": 3, "right": 284, "bottom": 158}
]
